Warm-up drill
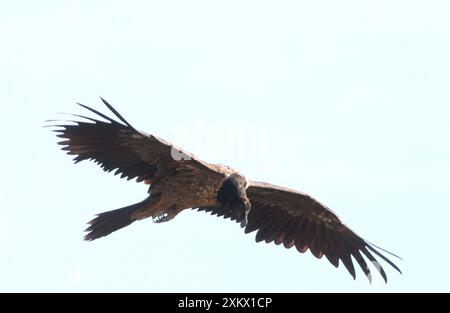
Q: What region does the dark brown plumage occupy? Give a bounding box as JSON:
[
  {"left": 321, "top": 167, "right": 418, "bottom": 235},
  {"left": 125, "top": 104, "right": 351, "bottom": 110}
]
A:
[{"left": 52, "top": 98, "right": 401, "bottom": 282}]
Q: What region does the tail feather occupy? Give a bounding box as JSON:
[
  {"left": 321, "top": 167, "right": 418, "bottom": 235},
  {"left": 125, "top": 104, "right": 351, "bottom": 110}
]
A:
[{"left": 84, "top": 197, "right": 150, "bottom": 241}]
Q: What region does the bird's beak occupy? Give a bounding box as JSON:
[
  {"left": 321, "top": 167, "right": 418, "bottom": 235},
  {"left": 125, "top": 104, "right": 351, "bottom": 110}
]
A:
[
  {"left": 240, "top": 198, "right": 251, "bottom": 228},
  {"left": 240, "top": 215, "right": 248, "bottom": 228}
]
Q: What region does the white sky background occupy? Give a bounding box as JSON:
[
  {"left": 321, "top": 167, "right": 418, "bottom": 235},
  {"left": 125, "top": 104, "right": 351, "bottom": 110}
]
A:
[{"left": 0, "top": 0, "right": 449, "bottom": 292}]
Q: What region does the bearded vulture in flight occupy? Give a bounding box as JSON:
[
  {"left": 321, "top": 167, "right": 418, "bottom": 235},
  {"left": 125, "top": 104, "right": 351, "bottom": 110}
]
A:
[{"left": 52, "top": 98, "right": 401, "bottom": 282}]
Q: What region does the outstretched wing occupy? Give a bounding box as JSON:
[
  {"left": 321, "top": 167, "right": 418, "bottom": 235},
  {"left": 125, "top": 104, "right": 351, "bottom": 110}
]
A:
[
  {"left": 206, "top": 181, "right": 401, "bottom": 283},
  {"left": 52, "top": 98, "right": 222, "bottom": 184}
]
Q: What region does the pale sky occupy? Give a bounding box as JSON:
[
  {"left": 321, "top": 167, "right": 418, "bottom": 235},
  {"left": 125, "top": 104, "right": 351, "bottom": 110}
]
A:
[{"left": 1, "top": 1, "right": 449, "bottom": 292}]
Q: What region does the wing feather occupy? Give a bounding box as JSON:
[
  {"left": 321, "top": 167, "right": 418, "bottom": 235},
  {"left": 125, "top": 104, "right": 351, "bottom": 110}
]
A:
[
  {"left": 52, "top": 99, "right": 223, "bottom": 185},
  {"left": 242, "top": 181, "right": 401, "bottom": 282}
]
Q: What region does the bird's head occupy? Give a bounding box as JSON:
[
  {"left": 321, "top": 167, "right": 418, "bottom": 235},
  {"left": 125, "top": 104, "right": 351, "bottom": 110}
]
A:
[{"left": 217, "top": 173, "right": 251, "bottom": 227}]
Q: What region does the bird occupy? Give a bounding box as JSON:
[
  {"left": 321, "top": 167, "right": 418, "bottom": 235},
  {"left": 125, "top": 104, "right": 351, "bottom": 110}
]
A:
[{"left": 52, "top": 98, "right": 401, "bottom": 283}]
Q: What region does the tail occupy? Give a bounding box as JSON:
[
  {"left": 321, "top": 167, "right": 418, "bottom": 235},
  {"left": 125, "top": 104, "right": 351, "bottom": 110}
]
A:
[{"left": 84, "top": 197, "right": 150, "bottom": 241}]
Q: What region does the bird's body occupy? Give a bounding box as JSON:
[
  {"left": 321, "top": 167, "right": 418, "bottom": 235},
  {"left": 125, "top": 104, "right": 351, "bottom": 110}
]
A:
[
  {"left": 132, "top": 163, "right": 230, "bottom": 220},
  {"left": 52, "top": 98, "right": 401, "bottom": 282}
]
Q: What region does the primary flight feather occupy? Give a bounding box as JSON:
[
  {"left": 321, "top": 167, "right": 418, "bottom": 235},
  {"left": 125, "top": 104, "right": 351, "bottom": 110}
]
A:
[{"left": 52, "top": 98, "right": 401, "bottom": 282}]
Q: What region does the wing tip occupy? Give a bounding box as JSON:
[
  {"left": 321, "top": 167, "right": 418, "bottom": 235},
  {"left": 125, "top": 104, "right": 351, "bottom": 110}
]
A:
[{"left": 98, "top": 97, "right": 134, "bottom": 129}]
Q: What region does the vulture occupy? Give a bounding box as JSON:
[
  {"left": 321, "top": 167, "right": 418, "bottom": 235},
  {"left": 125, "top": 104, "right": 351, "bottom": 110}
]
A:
[{"left": 52, "top": 98, "right": 401, "bottom": 282}]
